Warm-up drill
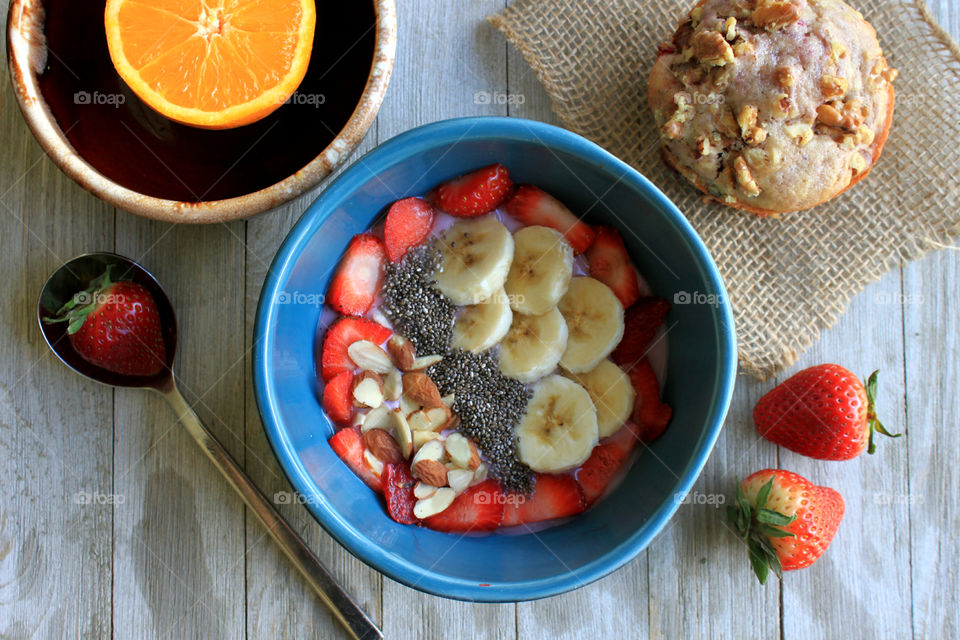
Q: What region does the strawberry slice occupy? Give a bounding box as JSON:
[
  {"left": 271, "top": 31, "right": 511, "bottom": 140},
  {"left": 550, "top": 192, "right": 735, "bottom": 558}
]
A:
[
  {"left": 586, "top": 226, "right": 641, "bottom": 308},
  {"left": 612, "top": 297, "right": 671, "bottom": 369},
  {"left": 382, "top": 463, "right": 419, "bottom": 525},
  {"left": 577, "top": 423, "right": 640, "bottom": 504},
  {"left": 322, "top": 370, "right": 354, "bottom": 425},
  {"left": 327, "top": 233, "right": 387, "bottom": 315},
  {"left": 504, "top": 185, "right": 596, "bottom": 254},
  {"left": 431, "top": 164, "right": 513, "bottom": 217},
  {"left": 320, "top": 316, "right": 392, "bottom": 381},
  {"left": 630, "top": 360, "right": 672, "bottom": 442},
  {"left": 329, "top": 426, "right": 383, "bottom": 492},
  {"left": 501, "top": 474, "right": 586, "bottom": 526},
  {"left": 384, "top": 197, "right": 435, "bottom": 262},
  {"left": 422, "top": 479, "right": 504, "bottom": 532}
]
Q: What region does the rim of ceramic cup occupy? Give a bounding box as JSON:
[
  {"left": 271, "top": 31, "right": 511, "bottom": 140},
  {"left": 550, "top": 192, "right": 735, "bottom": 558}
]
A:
[{"left": 6, "top": 0, "right": 397, "bottom": 223}]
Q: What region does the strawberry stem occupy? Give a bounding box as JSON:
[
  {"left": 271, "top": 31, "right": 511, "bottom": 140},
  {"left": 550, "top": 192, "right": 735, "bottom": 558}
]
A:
[
  {"left": 865, "top": 370, "right": 901, "bottom": 455},
  {"left": 44, "top": 266, "right": 114, "bottom": 335},
  {"left": 727, "top": 478, "right": 796, "bottom": 585}
]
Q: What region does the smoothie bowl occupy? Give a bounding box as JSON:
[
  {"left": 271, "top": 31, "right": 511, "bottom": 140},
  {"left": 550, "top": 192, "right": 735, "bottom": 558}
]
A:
[{"left": 253, "top": 117, "right": 736, "bottom": 601}]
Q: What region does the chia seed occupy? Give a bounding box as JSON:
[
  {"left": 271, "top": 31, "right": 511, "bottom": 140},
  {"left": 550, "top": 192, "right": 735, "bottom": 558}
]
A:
[
  {"left": 428, "top": 350, "right": 534, "bottom": 494},
  {"left": 381, "top": 243, "right": 455, "bottom": 356}
]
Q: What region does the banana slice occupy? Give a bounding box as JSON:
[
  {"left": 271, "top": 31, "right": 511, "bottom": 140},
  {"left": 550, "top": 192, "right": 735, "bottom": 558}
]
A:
[
  {"left": 516, "top": 375, "right": 599, "bottom": 472},
  {"left": 452, "top": 289, "right": 513, "bottom": 353},
  {"left": 565, "top": 359, "right": 635, "bottom": 438},
  {"left": 504, "top": 226, "right": 573, "bottom": 315},
  {"left": 498, "top": 307, "right": 568, "bottom": 383},
  {"left": 558, "top": 277, "right": 624, "bottom": 374},
  {"left": 434, "top": 216, "right": 514, "bottom": 305}
]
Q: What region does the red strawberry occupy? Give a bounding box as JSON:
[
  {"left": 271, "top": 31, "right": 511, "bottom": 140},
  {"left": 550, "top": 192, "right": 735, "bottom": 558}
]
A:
[
  {"left": 577, "top": 423, "right": 640, "bottom": 504},
  {"left": 422, "top": 479, "right": 504, "bottom": 532},
  {"left": 329, "top": 426, "right": 383, "bottom": 492},
  {"left": 729, "top": 469, "right": 845, "bottom": 583},
  {"left": 630, "top": 360, "right": 672, "bottom": 441},
  {"left": 384, "top": 197, "right": 435, "bottom": 262},
  {"left": 501, "top": 474, "right": 586, "bottom": 526},
  {"left": 612, "top": 297, "right": 670, "bottom": 369},
  {"left": 322, "top": 371, "right": 354, "bottom": 425},
  {"left": 326, "top": 233, "right": 386, "bottom": 315},
  {"left": 45, "top": 268, "right": 166, "bottom": 376},
  {"left": 586, "top": 226, "right": 641, "bottom": 308},
  {"left": 431, "top": 164, "right": 513, "bottom": 217},
  {"left": 754, "top": 365, "right": 898, "bottom": 460},
  {"left": 320, "top": 316, "right": 392, "bottom": 381},
  {"left": 382, "top": 463, "right": 419, "bottom": 525},
  {"left": 504, "top": 185, "right": 596, "bottom": 254}
]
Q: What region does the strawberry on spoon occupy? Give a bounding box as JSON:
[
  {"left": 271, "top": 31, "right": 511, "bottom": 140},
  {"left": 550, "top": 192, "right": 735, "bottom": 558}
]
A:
[{"left": 45, "top": 266, "right": 166, "bottom": 376}]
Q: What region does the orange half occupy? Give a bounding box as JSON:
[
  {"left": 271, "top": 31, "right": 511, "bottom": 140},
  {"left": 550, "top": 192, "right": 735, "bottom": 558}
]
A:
[{"left": 105, "top": 0, "right": 316, "bottom": 129}]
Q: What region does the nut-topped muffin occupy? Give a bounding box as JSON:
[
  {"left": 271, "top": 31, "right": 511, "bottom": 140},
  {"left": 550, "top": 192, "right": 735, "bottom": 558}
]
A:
[{"left": 648, "top": 0, "right": 897, "bottom": 215}]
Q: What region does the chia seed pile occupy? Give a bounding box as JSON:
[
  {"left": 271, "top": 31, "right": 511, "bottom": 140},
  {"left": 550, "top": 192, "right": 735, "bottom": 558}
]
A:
[
  {"left": 428, "top": 351, "right": 534, "bottom": 494},
  {"left": 381, "top": 243, "right": 455, "bottom": 357}
]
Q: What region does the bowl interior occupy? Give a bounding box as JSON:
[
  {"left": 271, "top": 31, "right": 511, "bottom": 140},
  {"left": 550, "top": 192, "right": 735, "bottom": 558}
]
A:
[
  {"left": 33, "top": 0, "right": 375, "bottom": 201},
  {"left": 254, "top": 118, "right": 736, "bottom": 601}
]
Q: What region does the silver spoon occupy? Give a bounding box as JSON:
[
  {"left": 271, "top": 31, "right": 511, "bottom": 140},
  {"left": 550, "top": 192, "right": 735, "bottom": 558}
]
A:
[{"left": 38, "top": 252, "right": 382, "bottom": 640}]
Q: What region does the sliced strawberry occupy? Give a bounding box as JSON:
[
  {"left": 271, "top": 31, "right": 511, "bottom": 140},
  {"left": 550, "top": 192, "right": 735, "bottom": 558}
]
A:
[
  {"left": 504, "top": 185, "right": 596, "bottom": 254},
  {"left": 320, "top": 316, "right": 392, "bottom": 381},
  {"left": 630, "top": 360, "right": 672, "bottom": 442},
  {"left": 384, "top": 197, "right": 435, "bottom": 262},
  {"left": 382, "top": 463, "right": 419, "bottom": 525},
  {"left": 326, "top": 233, "right": 386, "bottom": 315},
  {"left": 422, "top": 479, "right": 504, "bottom": 532},
  {"left": 586, "top": 226, "right": 641, "bottom": 308},
  {"left": 612, "top": 297, "right": 671, "bottom": 369},
  {"left": 501, "top": 474, "right": 586, "bottom": 526},
  {"left": 431, "top": 164, "right": 513, "bottom": 217},
  {"left": 322, "top": 370, "right": 354, "bottom": 425},
  {"left": 329, "top": 426, "right": 383, "bottom": 492},
  {"left": 577, "top": 424, "right": 640, "bottom": 504}
]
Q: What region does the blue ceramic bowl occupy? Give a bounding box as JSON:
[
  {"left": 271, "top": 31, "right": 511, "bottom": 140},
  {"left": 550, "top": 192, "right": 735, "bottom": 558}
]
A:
[{"left": 253, "top": 117, "right": 736, "bottom": 602}]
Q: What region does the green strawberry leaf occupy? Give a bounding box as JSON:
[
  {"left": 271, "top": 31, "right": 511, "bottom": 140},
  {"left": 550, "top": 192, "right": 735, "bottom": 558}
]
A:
[
  {"left": 729, "top": 476, "right": 797, "bottom": 585},
  {"left": 864, "top": 370, "right": 902, "bottom": 455},
  {"left": 755, "top": 477, "right": 773, "bottom": 509},
  {"left": 43, "top": 266, "right": 116, "bottom": 335},
  {"left": 756, "top": 508, "right": 796, "bottom": 527}
]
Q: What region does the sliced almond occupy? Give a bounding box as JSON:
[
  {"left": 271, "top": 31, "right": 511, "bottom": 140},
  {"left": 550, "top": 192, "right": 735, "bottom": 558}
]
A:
[
  {"left": 402, "top": 372, "right": 444, "bottom": 408},
  {"left": 413, "top": 482, "right": 439, "bottom": 500},
  {"left": 444, "top": 432, "right": 474, "bottom": 469},
  {"left": 412, "top": 430, "right": 441, "bottom": 451},
  {"left": 391, "top": 409, "right": 414, "bottom": 459},
  {"left": 370, "top": 307, "right": 392, "bottom": 328},
  {"left": 413, "top": 459, "right": 448, "bottom": 486},
  {"left": 360, "top": 405, "right": 392, "bottom": 432},
  {"left": 363, "top": 428, "right": 404, "bottom": 464},
  {"left": 399, "top": 394, "right": 420, "bottom": 417},
  {"left": 352, "top": 371, "right": 384, "bottom": 408},
  {"left": 408, "top": 354, "right": 442, "bottom": 371},
  {"left": 407, "top": 410, "right": 433, "bottom": 432},
  {"left": 351, "top": 411, "right": 366, "bottom": 428},
  {"left": 384, "top": 369, "right": 403, "bottom": 401},
  {"left": 467, "top": 440, "right": 482, "bottom": 471},
  {"left": 425, "top": 406, "right": 452, "bottom": 431},
  {"left": 347, "top": 340, "right": 393, "bottom": 374},
  {"left": 444, "top": 414, "right": 461, "bottom": 432},
  {"left": 413, "top": 487, "right": 456, "bottom": 519},
  {"left": 386, "top": 335, "right": 415, "bottom": 371},
  {"left": 441, "top": 393, "right": 456, "bottom": 407},
  {"left": 447, "top": 468, "right": 474, "bottom": 495},
  {"left": 471, "top": 463, "right": 488, "bottom": 486},
  {"left": 412, "top": 438, "right": 444, "bottom": 467},
  {"left": 363, "top": 449, "right": 384, "bottom": 476}
]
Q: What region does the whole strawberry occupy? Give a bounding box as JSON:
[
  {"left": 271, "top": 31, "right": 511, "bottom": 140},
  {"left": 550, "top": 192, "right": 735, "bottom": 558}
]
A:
[
  {"left": 47, "top": 268, "right": 167, "bottom": 376},
  {"left": 754, "top": 364, "right": 899, "bottom": 460},
  {"left": 729, "top": 469, "right": 845, "bottom": 583}
]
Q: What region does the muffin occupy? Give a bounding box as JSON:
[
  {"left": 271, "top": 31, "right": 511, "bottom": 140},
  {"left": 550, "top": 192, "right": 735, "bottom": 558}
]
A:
[{"left": 648, "top": 0, "right": 897, "bottom": 215}]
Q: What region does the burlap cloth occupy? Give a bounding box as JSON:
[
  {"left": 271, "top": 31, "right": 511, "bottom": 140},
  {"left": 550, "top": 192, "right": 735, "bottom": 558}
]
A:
[{"left": 489, "top": 1, "right": 960, "bottom": 380}]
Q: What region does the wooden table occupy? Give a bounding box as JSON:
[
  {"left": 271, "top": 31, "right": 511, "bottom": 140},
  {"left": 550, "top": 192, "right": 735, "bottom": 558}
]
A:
[{"left": 1, "top": 2, "right": 957, "bottom": 638}]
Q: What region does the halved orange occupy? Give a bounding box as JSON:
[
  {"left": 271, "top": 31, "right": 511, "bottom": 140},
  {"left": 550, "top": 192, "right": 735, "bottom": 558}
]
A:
[{"left": 105, "top": 0, "right": 316, "bottom": 129}]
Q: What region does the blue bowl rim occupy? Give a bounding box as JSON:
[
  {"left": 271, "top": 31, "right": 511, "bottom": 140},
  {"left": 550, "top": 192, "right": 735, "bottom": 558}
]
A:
[{"left": 252, "top": 116, "right": 737, "bottom": 602}]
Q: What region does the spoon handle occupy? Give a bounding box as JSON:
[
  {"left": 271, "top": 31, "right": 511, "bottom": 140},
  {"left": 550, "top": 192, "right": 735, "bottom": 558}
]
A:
[{"left": 160, "top": 385, "right": 383, "bottom": 640}]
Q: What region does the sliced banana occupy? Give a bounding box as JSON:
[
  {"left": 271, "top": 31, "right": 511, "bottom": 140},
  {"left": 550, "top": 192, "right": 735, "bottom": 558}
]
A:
[
  {"left": 516, "top": 375, "right": 599, "bottom": 473},
  {"left": 504, "top": 226, "right": 574, "bottom": 315},
  {"left": 452, "top": 288, "right": 513, "bottom": 352},
  {"left": 558, "top": 277, "right": 624, "bottom": 374},
  {"left": 498, "top": 307, "right": 568, "bottom": 383},
  {"left": 565, "top": 359, "right": 635, "bottom": 438},
  {"left": 434, "top": 216, "right": 514, "bottom": 305}
]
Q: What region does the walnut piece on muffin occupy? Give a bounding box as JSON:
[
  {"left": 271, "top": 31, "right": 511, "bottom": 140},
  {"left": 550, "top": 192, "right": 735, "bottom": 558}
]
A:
[{"left": 648, "top": 0, "right": 897, "bottom": 215}]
